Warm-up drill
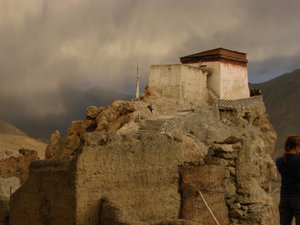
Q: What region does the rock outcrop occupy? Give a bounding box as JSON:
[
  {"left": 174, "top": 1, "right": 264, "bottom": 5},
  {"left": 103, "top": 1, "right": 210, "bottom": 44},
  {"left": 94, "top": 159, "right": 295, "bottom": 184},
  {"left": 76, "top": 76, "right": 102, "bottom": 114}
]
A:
[
  {"left": 45, "top": 101, "right": 136, "bottom": 160},
  {"left": 9, "top": 89, "right": 277, "bottom": 225},
  {"left": 0, "top": 149, "right": 39, "bottom": 186},
  {"left": 0, "top": 148, "right": 40, "bottom": 225}
]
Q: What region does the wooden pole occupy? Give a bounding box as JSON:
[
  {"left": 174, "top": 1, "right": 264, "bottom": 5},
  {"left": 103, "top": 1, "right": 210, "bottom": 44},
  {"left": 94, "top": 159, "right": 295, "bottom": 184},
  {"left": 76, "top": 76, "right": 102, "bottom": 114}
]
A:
[
  {"left": 198, "top": 190, "right": 221, "bottom": 225},
  {"left": 136, "top": 65, "right": 140, "bottom": 121}
]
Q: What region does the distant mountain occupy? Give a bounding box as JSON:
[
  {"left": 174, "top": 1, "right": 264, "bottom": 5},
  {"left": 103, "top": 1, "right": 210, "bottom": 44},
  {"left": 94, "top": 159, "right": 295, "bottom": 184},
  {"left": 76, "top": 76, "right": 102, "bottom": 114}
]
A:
[
  {"left": 0, "top": 119, "right": 47, "bottom": 160},
  {"left": 10, "top": 87, "right": 132, "bottom": 139},
  {"left": 0, "top": 119, "right": 27, "bottom": 136},
  {"left": 250, "top": 68, "right": 300, "bottom": 159}
]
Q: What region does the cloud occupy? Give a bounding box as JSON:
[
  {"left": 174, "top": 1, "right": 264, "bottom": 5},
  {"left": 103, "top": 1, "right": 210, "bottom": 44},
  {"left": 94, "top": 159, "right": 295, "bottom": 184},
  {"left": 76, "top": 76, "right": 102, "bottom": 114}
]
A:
[
  {"left": 0, "top": 0, "right": 299, "bottom": 120},
  {"left": 248, "top": 53, "right": 300, "bottom": 83}
]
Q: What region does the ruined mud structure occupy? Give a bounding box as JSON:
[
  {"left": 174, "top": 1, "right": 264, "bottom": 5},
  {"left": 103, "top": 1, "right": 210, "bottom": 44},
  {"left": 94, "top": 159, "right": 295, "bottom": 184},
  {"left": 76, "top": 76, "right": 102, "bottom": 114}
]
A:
[{"left": 9, "top": 48, "right": 278, "bottom": 225}]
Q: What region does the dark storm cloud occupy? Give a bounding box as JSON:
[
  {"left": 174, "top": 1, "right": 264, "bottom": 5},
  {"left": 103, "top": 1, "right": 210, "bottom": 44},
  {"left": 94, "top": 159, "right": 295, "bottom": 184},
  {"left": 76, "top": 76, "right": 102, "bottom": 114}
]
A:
[
  {"left": 248, "top": 53, "right": 300, "bottom": 83},
  {"left": 0, "top": 0, "right": 299, "bottom": 119}
]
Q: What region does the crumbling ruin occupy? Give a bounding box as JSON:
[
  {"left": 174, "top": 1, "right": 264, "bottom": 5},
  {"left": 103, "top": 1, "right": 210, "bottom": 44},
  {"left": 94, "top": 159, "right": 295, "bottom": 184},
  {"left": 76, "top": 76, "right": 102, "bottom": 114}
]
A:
[{"left": 8, "top": 48, "right": 278, "bottom": 225}]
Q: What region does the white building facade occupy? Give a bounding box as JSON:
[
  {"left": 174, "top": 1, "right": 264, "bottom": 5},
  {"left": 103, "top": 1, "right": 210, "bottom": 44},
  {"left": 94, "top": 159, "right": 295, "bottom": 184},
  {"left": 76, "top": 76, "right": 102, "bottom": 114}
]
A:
[
  {"left": 148, "top": 48, "right": 250, "bottom": 103},
  {"left": 180, "top": 48, "right": 250, "bottom": 100},
  {"left": 148, "top": 64, "right": 208, "bottom": 105}
]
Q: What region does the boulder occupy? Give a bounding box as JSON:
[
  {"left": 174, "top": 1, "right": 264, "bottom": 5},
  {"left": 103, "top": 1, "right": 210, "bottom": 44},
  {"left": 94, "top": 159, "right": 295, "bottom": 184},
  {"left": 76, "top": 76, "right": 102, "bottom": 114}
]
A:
[
  {"left": 86, "top": 106, "right": 104, "bottom": 119},
  {"left": 96, "top": 100, "right": 136, "bottom": 132},
  {"left": 45, "top": 130, "right": 61, "bottom": 159},
  {"left": 0, "top": 148, "right": 39, "bottom": 184}
]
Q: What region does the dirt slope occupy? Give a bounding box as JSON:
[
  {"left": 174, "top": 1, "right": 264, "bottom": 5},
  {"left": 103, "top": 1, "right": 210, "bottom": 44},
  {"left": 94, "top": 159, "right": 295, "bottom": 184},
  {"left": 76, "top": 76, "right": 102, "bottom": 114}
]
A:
[
  {"left": 0, "top": 134, "right": 46, "bottom": 160},
  {"left": 0, "top": 119, "right": 27, "bottom": 137}
]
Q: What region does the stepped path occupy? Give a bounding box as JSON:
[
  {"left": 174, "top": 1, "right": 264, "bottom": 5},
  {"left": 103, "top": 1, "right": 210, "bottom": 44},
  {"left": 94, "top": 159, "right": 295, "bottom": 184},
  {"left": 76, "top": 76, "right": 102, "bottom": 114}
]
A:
[
  {"left": 138, "top": 118, "right": 168, "bottom": 134},
  {"left": 138, "top": 110, "right": 194, "bottom": 135}
]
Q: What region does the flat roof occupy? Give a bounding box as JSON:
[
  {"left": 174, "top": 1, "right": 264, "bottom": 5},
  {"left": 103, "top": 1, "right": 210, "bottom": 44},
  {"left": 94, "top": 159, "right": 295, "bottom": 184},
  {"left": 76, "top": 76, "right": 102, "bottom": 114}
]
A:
[{"left": 180, "top": 48, "right": 248, "bottom": 64}]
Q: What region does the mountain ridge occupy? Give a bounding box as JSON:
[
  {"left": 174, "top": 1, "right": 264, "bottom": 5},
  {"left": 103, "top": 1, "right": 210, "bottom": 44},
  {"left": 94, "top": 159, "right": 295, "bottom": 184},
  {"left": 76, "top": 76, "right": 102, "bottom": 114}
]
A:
[
  {"left": 0, "top": 119, "right": 28, "bottom": 137},
  {"left": 250, "top": 68, "right": 300, "bottom": 159}
]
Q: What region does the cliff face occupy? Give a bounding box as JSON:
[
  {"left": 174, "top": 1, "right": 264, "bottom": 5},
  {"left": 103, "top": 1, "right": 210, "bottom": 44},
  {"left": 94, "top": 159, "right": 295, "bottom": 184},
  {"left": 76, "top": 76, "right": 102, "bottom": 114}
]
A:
[{"left": 9, "top": 91, "right": 277, "bottom": 225}]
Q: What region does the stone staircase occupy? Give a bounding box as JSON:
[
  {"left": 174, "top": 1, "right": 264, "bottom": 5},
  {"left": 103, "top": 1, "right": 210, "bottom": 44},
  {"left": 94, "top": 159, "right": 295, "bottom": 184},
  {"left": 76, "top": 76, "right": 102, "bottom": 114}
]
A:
[
  {"left": 138, "top": 110, "right": 195, "bottom": 135},
  {"left": 138, "top": 119, "right": 167, "bottom": 134}
]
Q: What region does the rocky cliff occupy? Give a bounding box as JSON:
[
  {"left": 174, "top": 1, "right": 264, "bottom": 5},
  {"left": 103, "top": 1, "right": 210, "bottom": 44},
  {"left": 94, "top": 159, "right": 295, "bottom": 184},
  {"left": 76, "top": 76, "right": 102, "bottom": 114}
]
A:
[{"left": 9, "top": 88, "right": 278, "bottom": 225}]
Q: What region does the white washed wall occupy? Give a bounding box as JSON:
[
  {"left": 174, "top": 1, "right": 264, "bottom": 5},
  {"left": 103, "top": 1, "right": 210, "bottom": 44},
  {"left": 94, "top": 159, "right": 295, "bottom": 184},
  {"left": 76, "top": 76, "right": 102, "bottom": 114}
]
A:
[
  {"left": 201, "top": 61, "right": 221, "bottom": 97},
  {"left": 219, "top": 62, "right": 249, "bottom": 100},
  {"left": 180, "top": 65, "right": 207, "bottom": 103},
  {"left": 148, "top": 64, "right": 182, "bottom": 98},
  {"left": 148, "top": 64, "right": 207, "bottom": 104}
]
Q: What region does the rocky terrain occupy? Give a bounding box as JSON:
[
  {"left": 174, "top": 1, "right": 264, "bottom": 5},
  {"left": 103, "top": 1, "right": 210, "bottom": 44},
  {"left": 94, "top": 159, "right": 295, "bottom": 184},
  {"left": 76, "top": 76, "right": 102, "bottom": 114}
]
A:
[
  {"left": 0, "top": 119, "right": 47, "bottom": 224},
  {"left": 8, "top": 85, "right": 278, "bottom": 225},
  {"left": 250, "top": 69, "right": 300, "bottom": 213},
  {"left": 0, "top": 119, "right": 46, "bottom": 160}
]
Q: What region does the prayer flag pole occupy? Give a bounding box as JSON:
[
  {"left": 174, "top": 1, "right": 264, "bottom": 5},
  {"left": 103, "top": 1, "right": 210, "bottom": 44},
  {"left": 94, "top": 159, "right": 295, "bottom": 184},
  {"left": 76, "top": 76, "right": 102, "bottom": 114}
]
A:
[
  {"left": 136, "top": 65, "right": 140, "bottom": 120},
  {"left": 136, "top": 65, "right": 140, "bottom": 100}
]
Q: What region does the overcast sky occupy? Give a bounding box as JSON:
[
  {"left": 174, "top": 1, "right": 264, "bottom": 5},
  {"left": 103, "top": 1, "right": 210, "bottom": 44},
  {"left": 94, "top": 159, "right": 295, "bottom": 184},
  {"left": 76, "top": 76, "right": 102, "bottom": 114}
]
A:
[{"left": 0, "top": 0, "right": 300, "bottom": 120}]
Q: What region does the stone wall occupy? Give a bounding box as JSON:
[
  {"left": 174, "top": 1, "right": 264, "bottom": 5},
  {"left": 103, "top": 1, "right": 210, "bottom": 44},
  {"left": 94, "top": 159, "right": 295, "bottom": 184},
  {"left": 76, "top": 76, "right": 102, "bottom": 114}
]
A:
[
  {"left": 148, "top": 64, "right": 208, "bottom": 105},
  {"left": 184, "top": 61, "right": 249, "bottom": 100},
  {"left": 148, "top": 64, "right": 182, "bottom": 99},
  {"left": 9, "top": 160, "right": 76, "bottom": 225},
  {"left": 215, "top": 102, "right": 277, "bottom": 224},
  {"left": 180, "top": 65, "right": 208, "bottom": 105},
  {"left": 75, "top": 132, "right": 192, "bottom": 225},
  {"left": 180, "top": 164, "right": 229, "bottom": 225},
  {"left": 201, "top": 61, "right": 221, "bottom": 97}
]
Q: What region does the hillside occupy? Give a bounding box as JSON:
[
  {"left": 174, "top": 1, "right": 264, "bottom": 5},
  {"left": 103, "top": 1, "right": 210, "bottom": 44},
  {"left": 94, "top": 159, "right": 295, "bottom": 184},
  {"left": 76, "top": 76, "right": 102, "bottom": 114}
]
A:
[
  {"left": 0, "top": 118, "right": 46, "bottom": 159},
  {"left": 250, "top": 68, "right": 300, "bottom": 159},
  {"left": 0, "top": 119, "right": 27, "bottom": 137},
  {"left": 0, "top": 134, "right": 47, "bottom": 160},
  {"left": 0, "top": 119, "right": 47, "bottom": 212}
]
